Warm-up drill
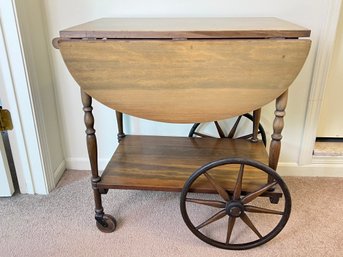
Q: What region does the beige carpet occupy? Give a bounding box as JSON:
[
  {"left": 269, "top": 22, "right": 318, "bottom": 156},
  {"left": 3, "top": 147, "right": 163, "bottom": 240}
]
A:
[
  {"left": 0, "top": 170, "right": 342, "bottom": 257},
  {"left": 314, "top": 141, "right": 343, "bottom": 156}
]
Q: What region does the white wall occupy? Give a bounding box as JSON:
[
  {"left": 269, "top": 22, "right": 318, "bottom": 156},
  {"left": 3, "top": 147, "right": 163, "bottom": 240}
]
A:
[
  {"left": 317, "top": 3, "right": 343, "bottom": 138},
  {"left": 42, "top": 0, "right": 328, "bottom": 171}
]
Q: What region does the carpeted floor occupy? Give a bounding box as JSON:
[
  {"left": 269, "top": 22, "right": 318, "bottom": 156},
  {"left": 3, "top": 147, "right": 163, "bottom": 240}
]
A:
[
  {"left": 314, "top": 141, "right": 343, "bottom": 156},
  {"left": 0, "top": 170, "right": 342, "bottom": 257}
]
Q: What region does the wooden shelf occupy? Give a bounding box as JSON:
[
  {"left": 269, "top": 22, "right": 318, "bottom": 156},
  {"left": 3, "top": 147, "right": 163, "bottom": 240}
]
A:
[{"left": 98, "top": 135, "right": 269, "bottom": 193}]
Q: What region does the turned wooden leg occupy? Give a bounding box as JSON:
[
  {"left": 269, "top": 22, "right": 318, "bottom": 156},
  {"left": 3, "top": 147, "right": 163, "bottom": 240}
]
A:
[
  {"left": 268, "top": 90, "right": 288, "bottom": 183},
  {"left": 116, "top": 111, "right": 125, "bottom": 142},
  {"left": 81, "top": 90, "right": 106, "bottom": 224},
  {"left": 252, "top": 108, "right": 262, "bottom": 143}
]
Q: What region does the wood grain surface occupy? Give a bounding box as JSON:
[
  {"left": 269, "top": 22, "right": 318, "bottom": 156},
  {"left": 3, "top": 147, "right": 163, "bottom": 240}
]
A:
[
  {"left": 60, "top": 17, "right": 310, "bottom": 39},
  {"left": 97, "top": 135, "right": 269, "bottom": 192},
  {"left": 59, "top": 39, "right": 311, "bottom": 123}
]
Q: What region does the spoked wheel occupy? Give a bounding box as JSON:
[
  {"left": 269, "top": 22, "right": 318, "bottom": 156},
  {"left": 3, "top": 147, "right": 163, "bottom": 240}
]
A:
[
  {"left": 188, "top": 113, "right": 267, "bottom": 146},
  {"left": 180, "top": 158, "right": 291, "bottom": 250},
  {"left": 96, "top": 214, "right": 117, "bottom": 233}
]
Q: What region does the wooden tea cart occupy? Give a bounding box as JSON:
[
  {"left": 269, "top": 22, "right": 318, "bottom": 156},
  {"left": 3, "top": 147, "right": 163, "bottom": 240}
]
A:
[{"left": 53, "top": 18, "right": 311, "bottom": 250}]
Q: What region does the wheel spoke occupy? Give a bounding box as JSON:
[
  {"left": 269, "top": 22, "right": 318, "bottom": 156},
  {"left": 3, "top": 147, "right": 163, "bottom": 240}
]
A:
[
  {"left": 196, "top": 209, "right": 226, "bottom": 230},
  {"left": 193, "top": 132, "right": 216, "bottom": 138},
  {"left": 237, "top": 133, "right": 253, "bottom": 140},
  {"left": 226, "top": 216, "right": 236, "bottom": 244},
  {"left": 227, "top": 116, "right": 242, "bottom": 138},
  {"left": 242, "top": 181, "right": 277, "bottom": 204},
  {"left": 186, "top": 198, "right": 226, "bottom": 208},
  {"left": 204, "top": 173, "right": 230, "bottom": 201},
  {"left": 214, "top": 121, "right": 226, "bottom": 138},
  {"left": 237, "top": 132, "right": 262, "bottom": 140},
  {"left": 240, "top": 213, "right": 262, "bottom": 238},
  {"left": 245, "top": 205, "right": 284, "bottom": 215},
  {"left": 233, "top": 164, "right": 244, "bottom": 200}
]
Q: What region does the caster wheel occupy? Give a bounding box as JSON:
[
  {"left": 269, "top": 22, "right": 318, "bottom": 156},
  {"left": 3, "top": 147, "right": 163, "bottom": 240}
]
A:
[
  {"left": 188, "top": 113, "right": 267, "bottom": 146},
  {"left": 180, "top": 158, "right": 291, "bottom": 250},
  {"left": 269, "top": 196, "right": 280, "bottom": 204},
  {"left": 98, "top": 188, "right": 109, "bottom": 195},
  {"left": 96, "top": 214, "right": 116, "bottom": 233}
]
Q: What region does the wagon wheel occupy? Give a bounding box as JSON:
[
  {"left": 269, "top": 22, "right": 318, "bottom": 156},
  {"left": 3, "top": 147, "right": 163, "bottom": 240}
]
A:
[
  {"left": 188, "top": 113, "right": 267, "bottom": 146},
  {"left": 180, "top": 158, "right": 291, "bottom": 250}
]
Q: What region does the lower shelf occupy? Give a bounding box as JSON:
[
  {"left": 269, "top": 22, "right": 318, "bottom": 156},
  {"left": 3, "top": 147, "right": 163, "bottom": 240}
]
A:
[{"left": 97, "top": 135, "right": 269, "bottom": 192}]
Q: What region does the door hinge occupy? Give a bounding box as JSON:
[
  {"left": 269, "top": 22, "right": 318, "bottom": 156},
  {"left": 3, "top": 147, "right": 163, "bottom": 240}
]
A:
[{"left": 0, "top": 109, "right": 13, "bottom": 131}]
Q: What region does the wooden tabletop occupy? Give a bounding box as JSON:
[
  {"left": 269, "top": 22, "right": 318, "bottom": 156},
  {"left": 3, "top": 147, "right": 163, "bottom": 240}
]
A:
[{"left": 60, "top": 17, "right": 310, "bottom": 39}]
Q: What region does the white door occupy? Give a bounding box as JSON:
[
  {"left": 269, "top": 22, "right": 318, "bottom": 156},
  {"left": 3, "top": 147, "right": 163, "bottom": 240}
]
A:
[
  {"left": 0, "top": 100, "right": 14, "bottom": 197},
  {"left": 0, "top": 6, "right": 14, "bottom": 196},
  {"left": 0, "top": 139, "right": 14, "bottom": 196},
  {"left": 0, "top": 0, "right": 57, "bottom": 195}
]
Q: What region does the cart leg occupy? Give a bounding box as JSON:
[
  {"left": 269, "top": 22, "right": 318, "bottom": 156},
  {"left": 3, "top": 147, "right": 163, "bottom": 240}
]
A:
[
  {"left": 268, "top": 90, "right": 288, "bottom": 183},
  {"left": 116, "top": 111, "right": 125, "bottom": 142},
  {"left": 81, "top": 90, "right": 116, "bottom": 232},
  {"left": 251, "top": 108, "right": 262, "bottom": 142}
]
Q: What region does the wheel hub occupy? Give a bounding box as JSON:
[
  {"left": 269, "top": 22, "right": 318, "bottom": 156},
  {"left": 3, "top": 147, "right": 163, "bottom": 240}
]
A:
[{"left": 226, "top": 201, "right": 244, "bottom": 217}]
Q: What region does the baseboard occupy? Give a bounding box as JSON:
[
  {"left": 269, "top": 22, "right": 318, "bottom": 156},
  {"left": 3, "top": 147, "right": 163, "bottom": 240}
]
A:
[
  {"left": 312, "top": 156, "right": 343, "bottom": 164},
  {"left": 278, "top": 162, "right": 343, "bottom": 177},
  {"left": 65, "top": 158, "right": 108, "bottom": 171},
  {"left": 53, "top": 160, "right": 66, "bottom": 184}
]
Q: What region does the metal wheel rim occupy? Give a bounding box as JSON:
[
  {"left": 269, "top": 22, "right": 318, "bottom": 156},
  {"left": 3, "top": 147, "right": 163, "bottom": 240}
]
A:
[
  {"left": 188, "top": 114, "right": 267, "bottom": 146},
  {"left": 180, "top": 158, "right": 291, "bottom": 250}
]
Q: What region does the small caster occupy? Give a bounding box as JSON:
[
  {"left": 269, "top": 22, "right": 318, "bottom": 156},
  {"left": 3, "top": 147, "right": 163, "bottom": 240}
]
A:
[
  {"left": 96, "top": 214, "right": 116, "bottom": 233},
  {"left": 269, "top": 196, "right": 280, "bottom": 204},
  {"left": 99, "top": 188, "right": 109, "bottom": 194}
]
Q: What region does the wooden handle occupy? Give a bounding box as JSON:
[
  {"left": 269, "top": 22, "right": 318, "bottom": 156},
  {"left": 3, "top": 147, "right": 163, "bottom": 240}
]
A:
[{"left": 52, "top": 37, "right": 61, "bottom": 49}]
